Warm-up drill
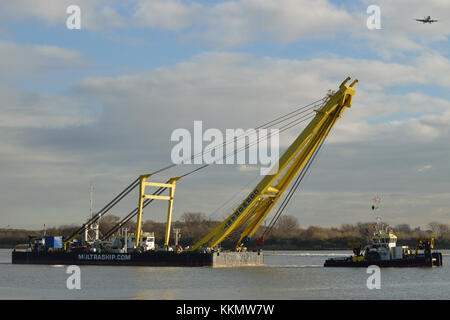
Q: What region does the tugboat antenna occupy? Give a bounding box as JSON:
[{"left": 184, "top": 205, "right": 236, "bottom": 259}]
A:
[{"left": 371, "top": 196, "right": 382, "bottom": 233}]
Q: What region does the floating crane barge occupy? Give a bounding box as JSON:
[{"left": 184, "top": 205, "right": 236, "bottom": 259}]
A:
[
  {"left": 12, "top": 78, "right": 358, "bottom": 267},
  {"left": 12, "top": 250, "right": 263, "bottom": 267}
]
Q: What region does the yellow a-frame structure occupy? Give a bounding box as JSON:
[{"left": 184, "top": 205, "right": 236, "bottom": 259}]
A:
[
  {"left": 135, "top": 175, "right": 180, "bottom": 248},
  {"left": 191, "top": 77, "right": 357, "bottom": 251}
]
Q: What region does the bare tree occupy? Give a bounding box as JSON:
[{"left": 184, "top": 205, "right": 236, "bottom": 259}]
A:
[
  {"left": 428, "top": 222, "right": 450, "bottom": 239},
  {"left": 395, "top": 224, "right": 411, "bottom": 234},
  {"left": 180, "top": 212, "right": 209, "bottom": 240},
  {"left": 274, "top": 215, "right": 299, "bottom": 238},
  {"left": 181, "top": 212, "right": 207, "bottom": 225},
  {"left": 340, "top": 224, "right": 357, "bottom": 233},
  {"left": 99, "top": 215, "right": 121, "bottom": 235}
]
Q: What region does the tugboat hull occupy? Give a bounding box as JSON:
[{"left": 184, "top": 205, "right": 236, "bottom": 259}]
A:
[{"left": 324, "top": 252, "right": 443, "bottom": 268}]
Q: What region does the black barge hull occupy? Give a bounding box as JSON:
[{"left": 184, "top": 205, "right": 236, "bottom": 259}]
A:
[
  {"left": 324, "top": 252, "right": 443, "bottom": 268},
  {"left": 11, "top": 250, "right": 263, "bottom": 267}
]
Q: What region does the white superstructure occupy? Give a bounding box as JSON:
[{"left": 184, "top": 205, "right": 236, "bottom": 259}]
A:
[
  {"left": 363, "top": 219, "right": 411, "bottom": 261},
  {"left": 111, "top": 231, "right": 155, "bottom": 252}
]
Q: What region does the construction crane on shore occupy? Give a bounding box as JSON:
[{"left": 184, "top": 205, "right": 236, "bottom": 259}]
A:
[{"left": 62, "top": 77, "right": 357, "bottom": 252}]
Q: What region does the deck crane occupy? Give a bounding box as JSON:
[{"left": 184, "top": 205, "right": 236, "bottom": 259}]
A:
[
  {"left": 62, "top": 77, "right": 356, "bottom": 252},
  {"left": 191, "top": 77, "right": 357, "bottom": 251}
]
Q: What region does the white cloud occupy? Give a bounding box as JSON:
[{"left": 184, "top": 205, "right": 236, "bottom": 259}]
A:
[
  {"left": 0, "top": 0, "right": 353, "bottom": 46},
  {"left": 190, "top": 0, "right": 353, "bottom": 47},
  {"left": 0, "top": 41, "right": 91, "bottom": 129},
  {"left": 15, "top": 51, "right": 450, "bottom": 156},
  {"left": 418, "top": 165, "right": 432, "bottom": 172},
  {"left": 131, "top": 0, "right": 353, "bottom": 47},
  {"left": 1, "top": 49, "right": 450, "bottom": 228},
  {"left": 1, "top": 0, "right": 448, "bottom": 53},
  {"left": 0, "top": 0, "right": 130, "bottom": 30},
  {"left": 0, "top": 87, "right": 94, "bottom": 129},
  {"left": 0, "top": 40, "right": 85, "bottom": 79},
  {"left": 356, "top": 0, "right": 450, "bottom": 58},
  {"left": 133, "top": 0, "right": 200, "bottom": 30}
]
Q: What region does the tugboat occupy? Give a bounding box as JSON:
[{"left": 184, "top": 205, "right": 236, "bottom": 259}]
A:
[{"left": 324, "top": 216, "right": 443, "bottom": 268}]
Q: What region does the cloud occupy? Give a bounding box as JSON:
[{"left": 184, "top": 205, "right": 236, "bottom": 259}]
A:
[
  {"left": 2, "top": 50, "right": 450, "bottom": 228},
  {"left": 0, "top": 41, "right": 92, "bottom": 129},
  {"left": 0, "top": 0, "right": 353, "bottom": 47},
  {"left": 0, "top": 86, "right": 94, "bottom": 129},
  {"left": 0, "top": 0, "right": 127, "bottom": 30},
  {"left": 132, "top": 0, "right": 354, "bottom": 47},
  {"left": 356, "top": 0, "right": 450, "bottom": 58},
  {"left": 185, "top": 0, "right": 353, "bottom": 47},
  {"left": 2, "top": 1, "right": 450, "bottom": 231},
  {"left": 133, "top": 0, "right": 200, "bottom": 30},
  {"left": 418, "top": 165, "right": 432, "bottom": 172},
  {"left": 365, "top": 0, "right": 450, "bottom": 39},
  {"left": 1, "top": 0, "right": 448, "bottom": 54},
  {"left": 0, "top": 40, "right": 86, "bottom": 79}
]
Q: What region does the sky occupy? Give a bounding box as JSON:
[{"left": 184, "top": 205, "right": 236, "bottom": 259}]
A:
[{"left": 0, "top": 0, "right": 449, "bottom": 230}]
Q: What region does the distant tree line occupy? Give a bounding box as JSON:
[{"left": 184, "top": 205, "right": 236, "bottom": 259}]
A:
[{"left": 2, "top": 213, "right": 450, "bottom": 250}]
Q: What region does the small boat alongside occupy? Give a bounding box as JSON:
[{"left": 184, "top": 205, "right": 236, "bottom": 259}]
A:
[{"left": 324, "top": 219, "right": 443, "bottom": 268}]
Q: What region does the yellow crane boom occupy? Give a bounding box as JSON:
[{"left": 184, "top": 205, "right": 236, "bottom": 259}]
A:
[{"left": 191, "top": 77, "right": 357, "bottom": 251}]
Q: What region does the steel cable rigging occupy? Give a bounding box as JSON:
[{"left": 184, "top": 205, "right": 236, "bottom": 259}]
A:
[
  {"left": 65, "top": 97, "right": 327, "bottom": 243},
  {"left": 259, "top": 105, "right": 341, "bottom": 244},
  {"left": 101, "top": 104, "right": 321, "bottom": 240}
]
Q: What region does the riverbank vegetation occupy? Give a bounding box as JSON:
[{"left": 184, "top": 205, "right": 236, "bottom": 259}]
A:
[{"left": 2, "top": 213, "right": 450, "bottom": 249}]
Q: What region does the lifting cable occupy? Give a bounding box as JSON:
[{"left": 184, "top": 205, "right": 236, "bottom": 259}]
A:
[
  {"left": 101, "top": 184, "right": 167, "bottom": 240},
  {"left": 262, "top": 137, "right": 326, "bottom": 240},
  {"left": 195, "top": 111, "right": 318, "bottom": 225},
  {"left": 101, "top": 109, "right": 320, "bottom": 240},
  {"left": 172, "top": 96, "right": 325, "bottom": 169},
  {"left": 259, "top": 109, "right": 339, "bottom": 243},
  {"left": 101, "top": 102, "right": 323, "bottom": 240},
  {"left": 67, "top": 97, "right": 327, "bottom": 241},
  {"left": 64, "top": 177, "right": 140, "bottom": 242},
  {"left": 101, "top": 164, "right": 211, "bottom": 240}
]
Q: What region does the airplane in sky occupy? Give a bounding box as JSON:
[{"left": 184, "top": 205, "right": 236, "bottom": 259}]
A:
[{"left": 415, "top": 16, "right": 438, "bottom": 24}]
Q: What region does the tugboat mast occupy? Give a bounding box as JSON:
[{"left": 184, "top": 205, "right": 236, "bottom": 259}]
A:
[
  {"left": 83, "top": 183, "right": 100, "bottom": 244},
  {"left": 371, "top": 196, "right": 383, "bottom": 235}
]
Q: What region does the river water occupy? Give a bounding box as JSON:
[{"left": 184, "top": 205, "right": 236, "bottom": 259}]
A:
[{"left": 0, "top": 249, "right": 449, "bottom": 299}]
